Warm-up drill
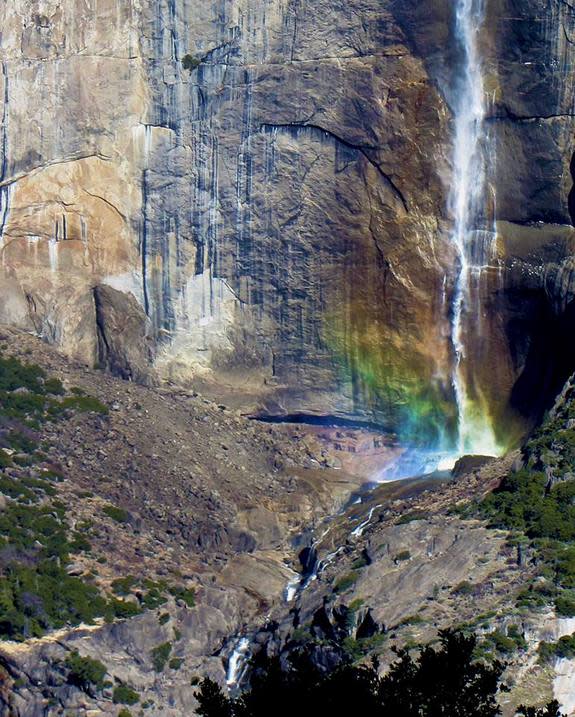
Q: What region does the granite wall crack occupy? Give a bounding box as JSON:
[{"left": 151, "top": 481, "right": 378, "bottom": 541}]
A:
[{"left": 259, "top": 122, "right": 409, "bottom": 212}]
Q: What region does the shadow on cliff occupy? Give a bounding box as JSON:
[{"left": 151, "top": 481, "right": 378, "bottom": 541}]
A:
[{"left": 506, "top": 294, "right": 575, "bottom": 436}]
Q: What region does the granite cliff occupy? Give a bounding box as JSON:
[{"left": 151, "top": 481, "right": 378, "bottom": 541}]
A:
[{"left": 1, "top": 0, "right": 574, "bottom": 448}]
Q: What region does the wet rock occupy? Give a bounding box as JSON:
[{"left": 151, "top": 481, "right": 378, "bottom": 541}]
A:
[{"left": 451, "top": 455, "right": 496, "bottom": 479}]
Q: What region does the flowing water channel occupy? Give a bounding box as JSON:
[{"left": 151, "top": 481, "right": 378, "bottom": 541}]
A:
[
  {"left": 448, "top": 0, "right": 501, "bottom": 457},
  {"left": 224, "top": 0, "right": 505, "bottom": 692}
]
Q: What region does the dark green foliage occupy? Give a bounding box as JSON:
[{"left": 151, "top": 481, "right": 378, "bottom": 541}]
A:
[
  {"left": 159, "top": 612, "right": 170, "bottom": 625},
  {"left": 398, "top": 614, "right": 424, "bottom": 627},
  {"left": 151, "top": 641, "right": 172, "bottom": 672},
  {"left": 109, "top": 574, "right": 185, "bottom": 612},
  {"left": 102, "top": 504, "right": 130, "bottom": 523},
  {"left": 0, "top": 558, "right": 110, "bottom": 639},
  {"left": 506, "top": 625, "right": 528, "bottom": 651},
  {"left": 118, "top": 709, "right": 133, "bottom": 717},
  {"left": 555, "top": 592, "right": 575, "bottom": 616},
  {"left": 65, "top": 650, "right": 107, "bottom": 690},
  {"left": 479, "top": 456, "right": 575, "bottom": 613},
  {"left": 68, "top": 531, "right": 91, "bottom": 553},
  {"left": 453, "top": 580, "right": 474, "bottom": 595},
  {"left": 351, "top": 557, "right": 368, "bottom": 570},
  {"left": 182, "top": 54, "right": 201, "bottom": 71},
  {"left": 394, "top": 550, "right": 411, "bottom": 562},
  {"left": 484, "top": 630, "right": 519, "bottom": 655},
  {"left": 8, "top": 431, "right": 38, "bottom": 454},
  {"left": 112, "top": 575, "right": 137, "bottom": 596},
  {"left": 169, "top": 657, "right": 184, "bottom": 670},
  {"left": 58, "top": 395, "right": 108, "bottom": 415},
  {"left": 108, "top": 598, "right": 142, "bottom": 620},
  {"left": 169, "top": 584, "right": 196, "bottom": 607},
  {"left": 517, "top": 701, "right": 566, "bottom": 717},
  {"left": 113, "top": 683, "right": 139, "bottom": 705},
  {"left": 0, "top": 353, "right": 145, "bottom": 639},
  {"left": 197, "top": 677, "right": 234, "bottom": 717},
  {"left": 538, "top": 633, "right": 575, "bottom": 663},
  {"left": 396, "top": 511, "right": 429, "bottom": 525},
  {"left": 289, "top": 627, "right": 312, "bottom": 645},
  {"left": 479, "top": 470, "right": 575, "bottom": 539},
  {"left": 141, "top": 578, "right": 168, "bottom": 608},
  {"left": 333, "top": 571, "right": 359, "bottom": 594},
  {"left": 196, "top": 630, "right": 507, "bottom": 717},
  {"left": 341, "top": 633, "right": 386, "bottom": 661},
  {"left": 43, "top": 378, "right": 64, "bottom": 395},
  {"left": 0, "top": 355, "right": 45, "bottom": 394}
]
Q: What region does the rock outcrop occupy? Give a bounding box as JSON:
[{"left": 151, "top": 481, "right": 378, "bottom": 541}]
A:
[{"left": 0, "top": 0, "right": 574, "bottom": 445}]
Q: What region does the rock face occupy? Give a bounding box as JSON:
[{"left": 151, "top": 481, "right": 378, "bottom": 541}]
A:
[{"left": 0, "top": 0, "right": 574, "bottom": 444}]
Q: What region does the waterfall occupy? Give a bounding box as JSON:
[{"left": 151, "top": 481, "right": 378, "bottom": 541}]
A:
[
  {"left": 448, "top": 0, "right": 500, "bottom": 456},
  {"left": 226, "top": 637, "right": 251, "bottom": 690}
]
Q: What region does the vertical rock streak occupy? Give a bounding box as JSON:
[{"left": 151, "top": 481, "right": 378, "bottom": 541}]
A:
[
  {"left": 0, "top": 61, "right": 10, "bottom": 250},
  {"left": 449, "top": 0, "right": 499, "bottom": 456}
]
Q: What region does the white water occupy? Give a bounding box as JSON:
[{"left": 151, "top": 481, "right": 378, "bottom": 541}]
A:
[
  {"left": 226, "top": 637, "right": 250, "bottom": 690},
  {"left": 48, "top": 237, "right": 58, "bottom": 273},
  {"left": 448, "top": 0, "right": 500, "bottom": 457},
  {"left": 376, "top": 449, "right": 459, "bottom": 482},
  {"left": 284, "top": 570, "right": 300, "bottom": 603},
  {"left": 351, "top": 504, "right": 383, "bottom": 538}
]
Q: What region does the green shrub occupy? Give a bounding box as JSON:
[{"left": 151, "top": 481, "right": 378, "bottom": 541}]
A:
[
  {"left": 169, "top": 657, "right": 183, "bottom": 670},
  {"left": 556, "top": 592, "right": 575, "bottom": 617},
  {"left": 334, "top": 571, "right": 359, "bottom": 594},
  {"left": 539, "top": 633, "right": 575, "bottom": 663},
  {"left": 113, "top": 683, "right": 139, "bottom": 705},
  {"left": 507, "top": 625, "right": 528, "bottom": 651},
  {"left": 486, "top": 630, "right": 517, "bottom": 655},
  {"left": 182, "top": 54, "right": 201, "bottom": 72},
  {"left": 290, "top": 627, "right": 313, "bottom": 644},
  {"left": 396, "top": 511, "right": 429, "bottom": 525},
  {"left": 342, "top": 633, "right": 386, "bottom": 661},
  {"left": 108, "top": 599, "right": 142, "bottom": 620},
  {"left": 0, "top": 355, "right": 45, "bottom": 393},
  {"left": 102, "top": 505, "right": 130, "bottom": 524},
  {"left": 169, "top": 585, "right": 195, "bottom": 607},
  {"left": 8, "top": 431, "right": 38, "bottom": 454},
  {"left": 118, "top": 709, "right": 133, "bottom": 717},
  {"left": 151, "top": 642, "right": 172, "bottom": 672},
  {"left": 399, "top": 614, "right": 424, "bottom": 627},
  {"left": 59, "top": 395, "right": 108, "bottom": 414},
  {"left": 43, "top": 378, "right": 64, "bottom": 395},
  {"left": 0, "top": 450, "right": 12, "bottom": 468},
  {"left": 112, "top": 576, "right": 137, "bottom": 596},
  {"left": 142, "top": 587, "right": 167, "bottom": 609},
  {"left": 453, "top": 581, "right": 474, "bottom": 596},
  {"left": 394, "top": 550, "right": 411, "bottom": 563},
  {"left": 65, "top": 651, "right": 107, "bottom": 690}
]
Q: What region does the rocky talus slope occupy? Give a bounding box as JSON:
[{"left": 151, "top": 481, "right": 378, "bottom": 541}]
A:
[
  {"left": 250, "top": 379, "right": 575, "bottom": 716},
  {"left": 0, "top": 0, "right": 574, "bottom": 440},
  {"left": 0, "top": 328, "right": 364, "bottom": 716},
  {"left": 3, "top": 331, "right": 575, "bottom": 715}
]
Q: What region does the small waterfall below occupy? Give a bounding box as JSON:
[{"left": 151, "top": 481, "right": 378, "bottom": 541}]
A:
[
  {"left": 448, "top": 0, "right": 500, "bottom": 456},
  {"left": 225, "top": 637, "right": 251, "bottom": 691}
]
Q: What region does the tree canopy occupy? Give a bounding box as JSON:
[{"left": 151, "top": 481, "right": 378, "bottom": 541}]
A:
[{"left": 196, "top": 630, "right": 565, "bottom": 717}]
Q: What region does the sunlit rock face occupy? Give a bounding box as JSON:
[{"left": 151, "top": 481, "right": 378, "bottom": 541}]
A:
[{"left": 0, "top": 0, "right": 574, "bottom": 447}]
